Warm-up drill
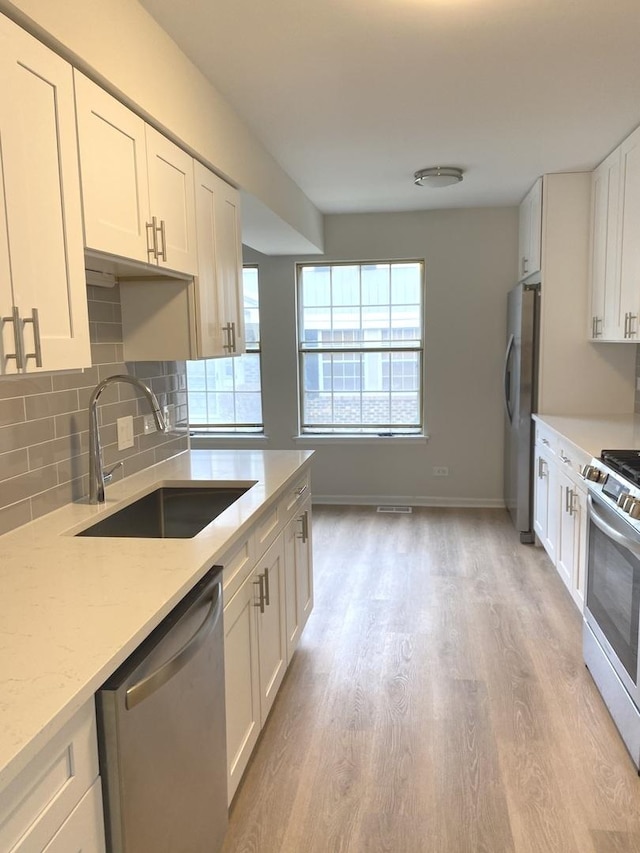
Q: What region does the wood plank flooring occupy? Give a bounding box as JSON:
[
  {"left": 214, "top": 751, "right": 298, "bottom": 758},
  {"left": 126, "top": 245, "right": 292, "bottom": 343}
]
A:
[{"left": 221, "top": 507, "right": 640, "bottom": 853}]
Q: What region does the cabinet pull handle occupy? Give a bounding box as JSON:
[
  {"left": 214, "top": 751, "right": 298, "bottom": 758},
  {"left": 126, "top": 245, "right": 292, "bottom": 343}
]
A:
[
  {"left": 541, "top": 438, "right": 550, "bottom": 446},
  {"left": 2, "top": 307, "right": 26, "bottom": 369},
  {"left": 263, "top": 567, "right": 270, "bottom": 607},
  {"left": 222, "top": 322, "right": 233, "bottom": 352},
  {"left": 522, "top": 257, "right": 529, "bottom": 276},
  {"left": 538, "top": 456, "right": 545, "bottom": 479},
  {"left": 23, "top": 308, "right": 42, "bottom": 368},
  {"left": 230, "top": 321, "right": 237, "bottom": 353},
  {"left": 592, "top": 316, "right": 597, "bottom": 338},
  {"left": 628, "top": 313, "right": 637, "bottom": 338},
  {"left": 569, "top": 490, "right": 577, "bottom": 517},
  {"left": 302, "top": 510, "right": 309, "bottom": 543},
  {"left": 295, "top": 483, "right": 308, "bottom": 498},
  {"left": 146, "top": 216, "right": 158, "bottom": 259},
  {"left": 157, "top": 219, "right": 167, "bottom": 262},
  {"left": 253, "top": 574, "right": 265, "bottom": 613}
]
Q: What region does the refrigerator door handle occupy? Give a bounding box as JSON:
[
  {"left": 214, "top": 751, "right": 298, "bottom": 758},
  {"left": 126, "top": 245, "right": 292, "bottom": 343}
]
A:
[{"left": 503, "top": 333, "right": 515, "bottom": 423}]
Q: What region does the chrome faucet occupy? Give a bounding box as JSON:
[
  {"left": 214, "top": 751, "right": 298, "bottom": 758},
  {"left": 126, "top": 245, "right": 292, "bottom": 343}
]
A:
[{"left": 88, "top": 374, "right": 167, "bottom": 504}]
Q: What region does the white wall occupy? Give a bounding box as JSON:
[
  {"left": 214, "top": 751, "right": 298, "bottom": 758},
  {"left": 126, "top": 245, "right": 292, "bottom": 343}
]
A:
[
  {"left": 240, "top": 208, "right": 519, "bottom": 505},
  {"left": 0, "top": 0, "right": 323, "bottom": 254}
]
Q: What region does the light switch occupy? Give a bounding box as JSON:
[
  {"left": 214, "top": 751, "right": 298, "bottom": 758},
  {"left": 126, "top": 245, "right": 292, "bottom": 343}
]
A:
[{"left": 117, "top": 415, "right": 134, "bottom": 450}]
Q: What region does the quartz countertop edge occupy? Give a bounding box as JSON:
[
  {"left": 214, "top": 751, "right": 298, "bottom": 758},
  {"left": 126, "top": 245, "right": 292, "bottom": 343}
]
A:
[
  {"left": 533, "top": 413, "right": 640, "bottom": 458},
  {"left": 0, "top": 448, "right": 313, "bottom": 790}
]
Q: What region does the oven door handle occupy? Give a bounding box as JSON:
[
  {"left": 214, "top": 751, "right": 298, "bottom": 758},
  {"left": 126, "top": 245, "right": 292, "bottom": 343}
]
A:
[{"left": 587, "top": 494, "right": 640, "bottom": 558}]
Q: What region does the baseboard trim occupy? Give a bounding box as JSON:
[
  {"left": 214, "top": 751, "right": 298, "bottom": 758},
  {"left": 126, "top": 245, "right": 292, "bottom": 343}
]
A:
[{"left": 312, "top": 495, "right": 505, "bottom": 509}]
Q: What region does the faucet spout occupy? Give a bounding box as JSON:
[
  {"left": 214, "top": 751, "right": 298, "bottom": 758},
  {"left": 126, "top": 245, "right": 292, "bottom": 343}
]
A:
[{"left": 88, "top": 374, "right": 167, "bottom": 504}]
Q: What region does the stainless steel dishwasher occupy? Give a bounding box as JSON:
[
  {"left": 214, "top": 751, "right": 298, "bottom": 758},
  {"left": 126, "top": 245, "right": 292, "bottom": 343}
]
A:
[{"left": 96, "top": 566, "right": 227, "bottom": 853}]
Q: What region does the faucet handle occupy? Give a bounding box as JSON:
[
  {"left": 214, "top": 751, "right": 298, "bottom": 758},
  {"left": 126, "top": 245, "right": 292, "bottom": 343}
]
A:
[{"left": 103, "top": 460, "right": 123, "bottom": 485}]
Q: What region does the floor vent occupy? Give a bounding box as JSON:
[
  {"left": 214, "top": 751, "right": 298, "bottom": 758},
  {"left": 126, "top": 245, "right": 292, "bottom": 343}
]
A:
[{"left": 376, "top": 505, "right": 413, "bottom": 514}]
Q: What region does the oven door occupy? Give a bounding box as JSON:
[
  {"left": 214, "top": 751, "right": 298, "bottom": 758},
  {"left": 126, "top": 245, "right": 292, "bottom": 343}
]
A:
[{"left": 586, "top": 492, "right": 640, "bottom": 707}]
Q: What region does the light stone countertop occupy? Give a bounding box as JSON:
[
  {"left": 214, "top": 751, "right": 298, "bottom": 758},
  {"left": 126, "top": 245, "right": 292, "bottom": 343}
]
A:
[
  {"left": 533, "top": 413, "right": 640, "bottom": 458},
  {"left": 0, "top": 448, "right": 313, "bottom": 790}
]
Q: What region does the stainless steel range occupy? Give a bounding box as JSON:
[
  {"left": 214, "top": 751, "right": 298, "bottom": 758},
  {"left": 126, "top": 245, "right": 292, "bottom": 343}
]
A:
[{"left": 582, "top": 450, "right": 640, "bottom": 771}]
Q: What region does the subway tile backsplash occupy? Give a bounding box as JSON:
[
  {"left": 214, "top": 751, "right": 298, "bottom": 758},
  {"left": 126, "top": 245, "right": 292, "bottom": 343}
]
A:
[{"left": 0, "top": 283, "right": 188, "bottom": 535}]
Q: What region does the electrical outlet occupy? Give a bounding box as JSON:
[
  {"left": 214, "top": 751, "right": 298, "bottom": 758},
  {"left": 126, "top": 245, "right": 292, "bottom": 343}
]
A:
[
  {"left": 117, "top": 415, "right": 134, "bottom": 450},
  {"left": 143, "top": 413, "right": 156, "bottom": 434},
  {"left": 433, "top": 466, "right": 449, "bottom": 477},
  {"left": 163, "top": 404, "right": 175, "bottom": 431}
]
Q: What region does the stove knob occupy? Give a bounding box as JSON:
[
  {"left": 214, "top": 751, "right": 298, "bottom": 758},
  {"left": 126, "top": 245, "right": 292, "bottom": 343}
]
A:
[
  {"left": 582, "top": 465, "right": 605, "bottom": 483},
  {"left": 618, "top": 493, "right": 634, "bottom": 511},
  {"left": 629, "top": 499, "right": 640, "bottom": 520}
]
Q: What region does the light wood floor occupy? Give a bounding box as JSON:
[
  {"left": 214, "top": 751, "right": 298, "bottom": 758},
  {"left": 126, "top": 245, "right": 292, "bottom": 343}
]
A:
[{"left": 221, "top": 506, "right": 640, "bottom": 853}]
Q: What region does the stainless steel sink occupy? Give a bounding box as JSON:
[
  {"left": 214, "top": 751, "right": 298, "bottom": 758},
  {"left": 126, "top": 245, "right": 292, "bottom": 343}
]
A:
[{"left": 75, "top": 486, "right": 251, "bottom": 539}]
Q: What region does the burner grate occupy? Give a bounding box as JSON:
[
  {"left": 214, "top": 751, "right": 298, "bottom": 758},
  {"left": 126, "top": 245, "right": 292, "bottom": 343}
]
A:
[{"left": 601, "top": 449, "right": 640, "bottom": 485}]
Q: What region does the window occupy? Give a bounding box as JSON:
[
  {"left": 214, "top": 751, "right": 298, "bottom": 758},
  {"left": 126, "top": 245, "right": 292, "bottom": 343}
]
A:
[
  {"left": 186, "top": 266, "right": 263, "bottom": 433},
  {"left": 298, "top": 261, "right": 424, "bottom": 436}
]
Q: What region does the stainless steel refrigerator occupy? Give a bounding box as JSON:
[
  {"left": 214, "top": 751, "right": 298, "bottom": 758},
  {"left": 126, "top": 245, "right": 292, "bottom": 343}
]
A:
[{"left": 503, "top": 281, "right": 540, "bottom": 543}]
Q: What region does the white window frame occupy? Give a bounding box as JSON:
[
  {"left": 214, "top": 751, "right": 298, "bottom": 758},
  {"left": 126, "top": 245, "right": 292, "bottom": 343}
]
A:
[{"left": 297, "top": 260, "right": 425, "bottom": 437}]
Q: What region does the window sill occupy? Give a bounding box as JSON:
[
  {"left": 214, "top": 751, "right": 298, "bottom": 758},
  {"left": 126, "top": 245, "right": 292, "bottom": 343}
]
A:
[
  {"left": 292, "top": 434, "right": 429, "bottom": 446},
  {"left": 190, "top": 433, "right": 269, "bottom": 449}
]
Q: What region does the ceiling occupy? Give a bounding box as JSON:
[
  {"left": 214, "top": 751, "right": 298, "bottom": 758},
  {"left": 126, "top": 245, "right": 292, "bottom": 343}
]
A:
[{"left": 138, "top": 0, "right": 640, "bottom": 216}]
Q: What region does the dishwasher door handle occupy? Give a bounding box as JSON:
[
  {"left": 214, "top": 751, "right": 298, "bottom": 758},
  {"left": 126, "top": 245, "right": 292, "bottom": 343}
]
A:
[{"left": 125, "top": 578, "right": 222, "bottom": 710}]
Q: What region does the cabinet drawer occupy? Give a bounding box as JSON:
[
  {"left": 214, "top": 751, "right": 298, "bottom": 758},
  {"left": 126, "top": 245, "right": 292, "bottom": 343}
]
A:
[
  {"left": 280, "top": 471, "right": 311, "bottom": 522},
  {"left": 535, "top": 422, "right": 558, "bottom": 455},
  {"left": 557, "top": 441, "right": 590, "bottom": 483},
  {"left": 0, "top": 701, "right": 99, "bottom": 853},
  {"left": 222, "top": 532, "right": 256, "bottom": 604}
]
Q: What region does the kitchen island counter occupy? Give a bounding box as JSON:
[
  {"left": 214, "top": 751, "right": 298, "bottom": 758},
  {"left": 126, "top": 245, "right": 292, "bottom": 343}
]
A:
[{"left": 0, "top": 448, "right": 313, "bottom": 791}]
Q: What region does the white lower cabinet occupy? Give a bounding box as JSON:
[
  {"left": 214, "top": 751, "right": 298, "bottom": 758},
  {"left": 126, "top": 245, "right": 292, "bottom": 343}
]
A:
[
  {"left": 0, "top": 701, "right": 104, "bottom": 853},
  {"left": 533, "top": 422, "right": 589, "bottom": 611},
  {"left": 224, "top": 561, "right": 261, "bottom": 802},
  {"left": 223, "top": 473, "right": 314, "bottom": 804},
  {"left": 284, "top": 500, "right": 314, "bottom": 661},
  {"left": 42, "top": 781, "right": 105, "bottom": 853},
  {"left": 533, "top": 445, "right": 559, "bottom": 566}
]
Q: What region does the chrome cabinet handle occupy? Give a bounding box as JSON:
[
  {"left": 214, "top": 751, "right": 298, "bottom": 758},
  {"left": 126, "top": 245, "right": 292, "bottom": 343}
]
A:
[
  {"left": 254, "top": 573, "right": 265, "bottom": 613},
  {"left": 157, "top": 219, "right": 167, "bottom": 262},
  {"left": 263, "top": 566, "right": 270, "bottom": 607},
  {"left": 222, "top": 322, "right": 233, "bottom": 353},
  {"left": 560, "top": 452, "right": 570, "bottom": 465},
  {"left": 628, "top": 313, "right": 637, "bottom": 338},
  {"left": 538, "top": 456, "right": 546, "bottom": 479},
  {"left": 125, "top": 577, "right": 222, "bottom": 710},
  {"left": 295, "top": 483, "right": 308, "bottom": 498},
  {"left": 301, "top": 510, "right": 309, "bottom": 543},
  {"left": 522, "top": 257, "right": 529, "bottom": 277},
  {"left": 541, "top": 438, "right": 550, "bottom": 446},
  {"left": 23, "top": 308, "right": 43, "bottom": 367},
  {"left": 146, "top": 216, "right": 159, "bottom": 259},
  {"left": 230, "top": 321, "right": 237, "bottom": 353},
  {"left": 2, "top": 307, "right": 26, "bottom": 369}
]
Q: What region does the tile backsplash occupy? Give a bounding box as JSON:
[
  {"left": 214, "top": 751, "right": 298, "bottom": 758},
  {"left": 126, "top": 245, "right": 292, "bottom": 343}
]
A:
[{"left": 0, "top": 283, "right": 188, "bottom": 535}]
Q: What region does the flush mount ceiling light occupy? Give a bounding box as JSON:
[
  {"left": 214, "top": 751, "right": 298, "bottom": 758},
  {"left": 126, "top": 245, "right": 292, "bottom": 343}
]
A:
[{"left": 414, "top": 166, "right": 464, "bottom": 188}]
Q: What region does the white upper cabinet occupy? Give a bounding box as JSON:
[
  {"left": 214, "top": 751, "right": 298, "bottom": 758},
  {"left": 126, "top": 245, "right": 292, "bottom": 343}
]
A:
[
  {"left": 589, "top": 125, "right": 640, "bottom": 342},
  {"left": 617, "top": 126, "right": 640, "bottom": 341},
  {"left": 518, "top": 178, "right": 542, "bottom": 281},
  {"left": 74, "top": 72, "right": 197, "bottom": 276},
  {"left": 0, "top": 14, "right": 90, "bottom": 374},
  {"left": 194, "top": 162, "right": 245, "bottom": 357}
]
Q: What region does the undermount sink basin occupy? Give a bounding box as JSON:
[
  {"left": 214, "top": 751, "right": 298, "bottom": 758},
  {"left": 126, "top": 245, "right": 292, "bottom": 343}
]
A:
[{"left": 75, "top": 485, "right": 252, "bottom": 539}]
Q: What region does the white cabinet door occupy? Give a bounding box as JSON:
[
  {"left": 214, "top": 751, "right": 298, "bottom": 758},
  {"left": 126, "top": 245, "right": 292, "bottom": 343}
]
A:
[
  {"left": 75, "top": 73, "right": 197, "bottom": 276},
  {"left": 224, "top": 568, "right": 261, "bottom": 804},
  {"left": 0, "top": 16, "right": 89, "bottom": 374},
  {"left": 74, "top": 72, "right": 150, "bottom": 264},
  {"left": 533, "top": 445, "right": 559, "bottom": 565},
  {"left": 42, "top": 782, "right": 105, "bottom": 853},
  {"left": 214, "top": 175, "right": 245, "bottom": 355},
  {"left": 256, "top": 535, "right": 287, "bottom": 723},
  {"left": 194, "top": 162, "right": 244, "bottom": 357},
  {"left": 145, "top": 126, "right": 197, "bottom": 276},
  {"left": 518, "top": 178, "right": 542, "bottom": 281},
  {"left": 589, "top": 149, "right": 623, "bottom": 340},
  {"left": 618, "top": 126, "right": 640, "bottom": 341},
  {"left": 556, "top": 469, "right": 577, "bottom": 593}
]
